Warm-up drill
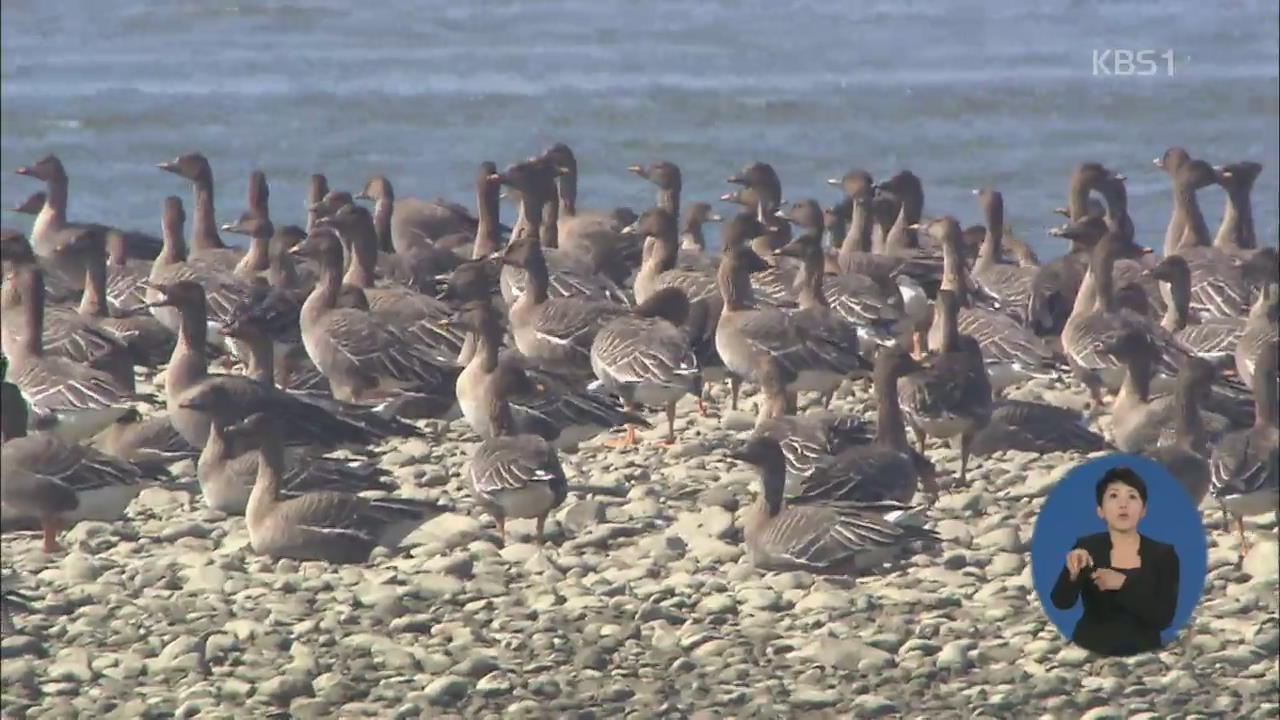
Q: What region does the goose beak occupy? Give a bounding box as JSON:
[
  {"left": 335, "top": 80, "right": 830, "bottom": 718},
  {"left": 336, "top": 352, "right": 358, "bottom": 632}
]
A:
[
  {"left": 707, "top": 214, "right": 723, "bottom": 223},
  {"left": 825, "top": 178, "right": 841, "bottom": 186},
  {"left": 626, "top": 165, "right": 644, "bottom": 175}
]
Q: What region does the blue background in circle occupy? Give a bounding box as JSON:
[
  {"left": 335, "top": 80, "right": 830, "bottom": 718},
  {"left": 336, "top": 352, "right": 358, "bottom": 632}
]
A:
[{"left": 1030, "top": 453, "right": 1209, "bottom": 650}]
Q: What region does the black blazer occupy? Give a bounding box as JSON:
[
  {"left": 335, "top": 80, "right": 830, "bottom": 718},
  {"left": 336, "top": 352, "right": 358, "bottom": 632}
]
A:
[{"left": 1049, "top": 532, "right": 1180, "bottom": 656}]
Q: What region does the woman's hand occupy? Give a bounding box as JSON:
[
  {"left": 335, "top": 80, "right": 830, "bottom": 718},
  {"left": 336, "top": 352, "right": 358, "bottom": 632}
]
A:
[
  {"left": 1066, "top": 548, "right": 1094, "bottom": 580},
  {"left": 1092, "top": 568, "right": 1127, "bottom": 591}
]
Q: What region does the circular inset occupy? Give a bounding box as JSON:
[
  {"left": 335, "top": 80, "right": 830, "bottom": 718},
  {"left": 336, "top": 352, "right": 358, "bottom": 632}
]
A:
[{"left": 1031, "top": 453, "right": 1208, "bottom": 657}]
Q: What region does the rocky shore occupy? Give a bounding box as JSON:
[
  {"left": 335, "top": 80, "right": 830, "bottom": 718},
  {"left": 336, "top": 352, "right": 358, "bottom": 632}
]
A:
[{"left": 2, "top": 377, "right": 1277, "bottom": 719}]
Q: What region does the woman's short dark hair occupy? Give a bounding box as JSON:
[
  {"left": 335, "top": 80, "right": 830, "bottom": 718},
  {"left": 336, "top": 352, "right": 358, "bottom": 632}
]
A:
[{"left": 1096, "top": 466, "right": 1148, "bottom": 506}]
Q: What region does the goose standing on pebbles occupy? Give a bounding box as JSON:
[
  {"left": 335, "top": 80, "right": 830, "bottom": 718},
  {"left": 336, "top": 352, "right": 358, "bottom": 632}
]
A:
[
  {"left": 223, "top": 413, "right": 444, "bottom": 564},
  {"left": 499, "top": 230, "right": 627, "bottom": 382},
  {"left": 897, "top": 289, "right": 993, "bottom": 486},
  {"left": 1210, "top": 341, "right": 1279, "bottom": 561},
  {"left": 590, "top": 287, "right": 700, "bottom": 445},
  {"left": 291, "top": 228, "right": 461, "bottom": 412},
  {"left": 467, "top": 377, "right": 568, "bottom": 547},
  {"left": 715, "top": 245, "right": 863, "bottom": 408},
  {"left": 448, "top": 299, "right": 647, "bottom": 450},
  {"left": 1164, "top": 159, "right": 1250, "bottom": 318},
  {"left": 730, "top": 435, "right": 937, "bottom": 576},
  {"left": 968, "top": 188, "right": 1041, "bottom": 328}
]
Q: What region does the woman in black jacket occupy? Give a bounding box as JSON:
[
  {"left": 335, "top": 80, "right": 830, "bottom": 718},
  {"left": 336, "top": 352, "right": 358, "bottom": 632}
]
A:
[{"left": 1050, "top": 466, "right": 1181, "bottom": 656}]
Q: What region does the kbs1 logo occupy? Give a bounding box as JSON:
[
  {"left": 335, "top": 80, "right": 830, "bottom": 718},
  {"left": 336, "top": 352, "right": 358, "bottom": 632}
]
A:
[{"left": 1092, "top": 49, "right": 1177, "bottom": 76}]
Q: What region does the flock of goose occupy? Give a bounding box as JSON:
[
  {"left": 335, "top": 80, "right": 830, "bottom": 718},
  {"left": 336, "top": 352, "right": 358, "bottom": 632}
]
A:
[{"left": 1, "top": 142, "right": 1277, "bottom": 625}]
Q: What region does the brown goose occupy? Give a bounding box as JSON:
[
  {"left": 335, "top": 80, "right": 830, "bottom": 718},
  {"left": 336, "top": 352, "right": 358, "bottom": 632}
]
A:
[
  {"left": 448, "top": 299, "right": 647, "bottom": 450},
  {"left": 305, "top": 173, "right": 330, "bottom": 235},
  {"left": 750, "top": 353, "right": 873, "bottom": 488},
  {"left": 190, "top": 398, "right": 396, "bottom": 516},
  {"left": 1, "top": 233, "right": 136, "bottom": 392},
  {"left": 220, "top": 210, "right": 274, "bottom": 280},
  {"left": 2, "top": 374, "right": 162, "bottom": 549},
  {"left": 918, "top": 216, "right": 1058, "bottom": 394},
  {"left": 156, "top": 152, "right": 241, "bottom": 271},
  {"left": 541, "top": 143, "right": 641, "bottom": 285},
  {"left": 495, "top": 159, "right": 629, "bottom": 306},
  {"left": 467, "top": 381, "right": 568, "bottom": 547},
  {"left": 1235, "top": 278, "right": 1278, "bottom": 390},
  {"left": 1147, "top": 254, "right": 1245, "bottom": 372},
  {"left": 1146, "top": 356, "right": 1215, "bottom": 508},
  {"left": 499, "top": 230, "right": 627, "bottom": 382},
  {"left": 88, "top": 408, "right": 198, "bottom": 475},
  {"left": 1154, "top": 146, "right": 1194, "bottom": 255},
  {"left": 589, "top": 287, "right": 700, "bottom": 444},
  {"left": 2, "top": 261, "right": 137, "bottom": 418},
  {"left": 219, "top": 302, "right": 330, "bottom": 396},
  {"left": 969, "top": 188, "right": 1040, "bottom": 328},
  {"left": 291, "top": 229, "right": 460, "bottom": 412},
  {"left": 354, "top": 173, "right": 477, "bottom": 253},
  {"left": 1165, "top": 160, "right": 1250, "bottom": 318},
  {"left": 145, "top": 195, "right": 256, "bottom": 338},
  {"left": 319, "top": 203, "right": 464, "bottom": 358},
  {"left": 730, "top": 435, "right": 937, "bottom": 576},
  {"left": 968, "top": 398, "right": 1108, "bottom": 456},
  {"left": 224, "top": 413, "right": 444, "bottom": 564},
  {"left": 1210, "top": 341, "right": 1279, "bottom": 560},
  {"left": 56, "top": 230, "right": 175, "bottom": 369},
  {"left": 897, "top": 289, "right": 993, "bottom": 485},
  {"left": 148, "top": 279, "right": 415, "bottom": 449},
  {"left": 6, "top": 195, "right": 83, "bottom": 304},
  {"left": 1213, "top": 161, "right": 1263, "bottom": 255}
]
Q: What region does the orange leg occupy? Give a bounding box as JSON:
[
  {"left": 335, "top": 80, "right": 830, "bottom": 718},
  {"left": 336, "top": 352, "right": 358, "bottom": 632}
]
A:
[
  {"left": 662, "top": 404, "right": 677, "bottom": 445},
  {"left": 697, "top": 396, "right": 708, "bottom": 417},
  {"left": 603, "top": 424, "right": 639, "bottom": 448},
  {"left": 495, "top": 516, "right": 507, "bottom": 548},
  {"left": 41, "top": 516, "right": 63, "bottom": 553},
  {"left": 1237, "top": 517, "right": 1250, "bottom": 561},
  {"left": 912, "top": 331, "right": 927, "bottom": 360}
]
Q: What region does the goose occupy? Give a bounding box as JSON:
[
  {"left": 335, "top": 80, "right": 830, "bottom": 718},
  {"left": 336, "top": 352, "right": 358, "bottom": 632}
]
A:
[
  {"left": 14, "top": 154, "right": 161, "bottom": 286},
  {"left": 1165, "top": 160, "right": 1251, "bottom": 318},
  {"left": 1213, "top": 161, "right": 1263, "bottom": 256},
  {"left": 147, "top": 279, "right": 416, "bottom": 448},
  {"left": 715, "top": 245, "right": 862, "bottom": 408},
  {"left": 499, "top": 230, "right": 628, "bottom": 382},
  {"left": 777, "top": 201, "right": 903, "bottom": 343},
  {"left": 55, "top": 229, "right": 175, "bottom": 369},
  {"left": 750, "top": 353, "right": 873, "bottom": 488},
  {"left": 1235, "top": 279, "right": 1278, "bottom": 390},
  {"left": 729, "top": 435, "right": 938, "bottom": 575},
  {"left": 305, "top": 173, "right": 330, "bottom": 234},
  {"left": 590, "top": 286, "right": 700, "bottom": 444},
  {"left": 224, "top": 413, "right": 444, "bottom": 564},
  {"left": 1146, "top": 254, "right": 1245, "bottom": 372},
  {"left": 188, "top": 398, "right": 397, "bottom": 516},
  {"left": 1, "top": 232, "right": 137, "bottom": 391},
  {"left": 968, "top": 399, "right": 1108, "bottom": 456},
  {"left": 156, "top": 152, "right": 242, "bottom": 271},
  {"left": 898, "top": 289, "right": 993, "bottom": 485},
  {"left": 1096, "top": 328, "right": 1231, "bottom": 453},
  {"left": 1210, "top": 340, "right": 1279, "bottom": 561},
  {"left": 539, "top": 144, "right": 641, "bottom": 286},
  {"left": 917, "top": 216, "right": 1059, "bottom": 394},
  {"left": 1030, "top": 164, "right": 1127, "bottom": 336},
  {"left": 1061, "top": 229, "right": 1186, "bottom": 406},
  {"left": 145, "top": 195, "right": 256, "bottom": 340},
  {"left": 1146, "top": 356, "right": 1216, "bottom": 508},
  {"left": 1154, "top": 146, "right": 1194, "bottom": 252},
  {"left": 448, "top": 298, "right": 647, "bottom": 449},
  {"left": 681, "top": 202, "right": 722, "bottom": 254},
  {"left": 2, "top": 374, "right": 161, "bottom": 549},
  {"left": 628, "top": 161, "right": 683, "bottom": 221},
  {"left": 354, "top": 174, "right": 477, "bottom": 254},
  {"left": 2, "top": 261, "right": 137, "bottom": 419},
  {"left": 319, "top": 202, "right": 465, "bottom": 359},
  {"left": 219, "top": 302, "right": 332, "bottom": 397},
  {"left": 969, "top": 188, "right": 1041, "bottom": 328},
  {"left": 6, "top": 194, "right": 89, "bottom": 305},
  {"left": 220, "top": 210, "right": 275, "bottom": 281},
  {"left": 787, "top": 345, "right": 938, "bottom": 506},
  {"left": 1089, "top": 173, "right": 1167, "bottom": 319},
  {"left": 289, "top": 228, "right": 461, "bottom": 412},
  {"left": 467, "top": 379, "right": 568, "bottom": 547},
  {"left": 495, "top": 159, "right": 629, "bottom": 306}
]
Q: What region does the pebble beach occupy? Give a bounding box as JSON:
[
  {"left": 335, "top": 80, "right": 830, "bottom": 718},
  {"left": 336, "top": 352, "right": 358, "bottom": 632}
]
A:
[{"left": 3, "top": 375, "right": 1277, "bottom": 719}]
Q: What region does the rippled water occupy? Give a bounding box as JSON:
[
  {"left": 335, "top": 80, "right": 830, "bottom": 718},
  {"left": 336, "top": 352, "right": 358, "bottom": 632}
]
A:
[{"left": 3, "top": 0, "right": 1277, "bottom": 258}]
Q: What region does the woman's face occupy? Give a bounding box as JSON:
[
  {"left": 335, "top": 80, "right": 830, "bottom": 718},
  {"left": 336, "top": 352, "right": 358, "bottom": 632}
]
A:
[{"left": 1096, "top": 481, "right": 1146, "bottom": 531}]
